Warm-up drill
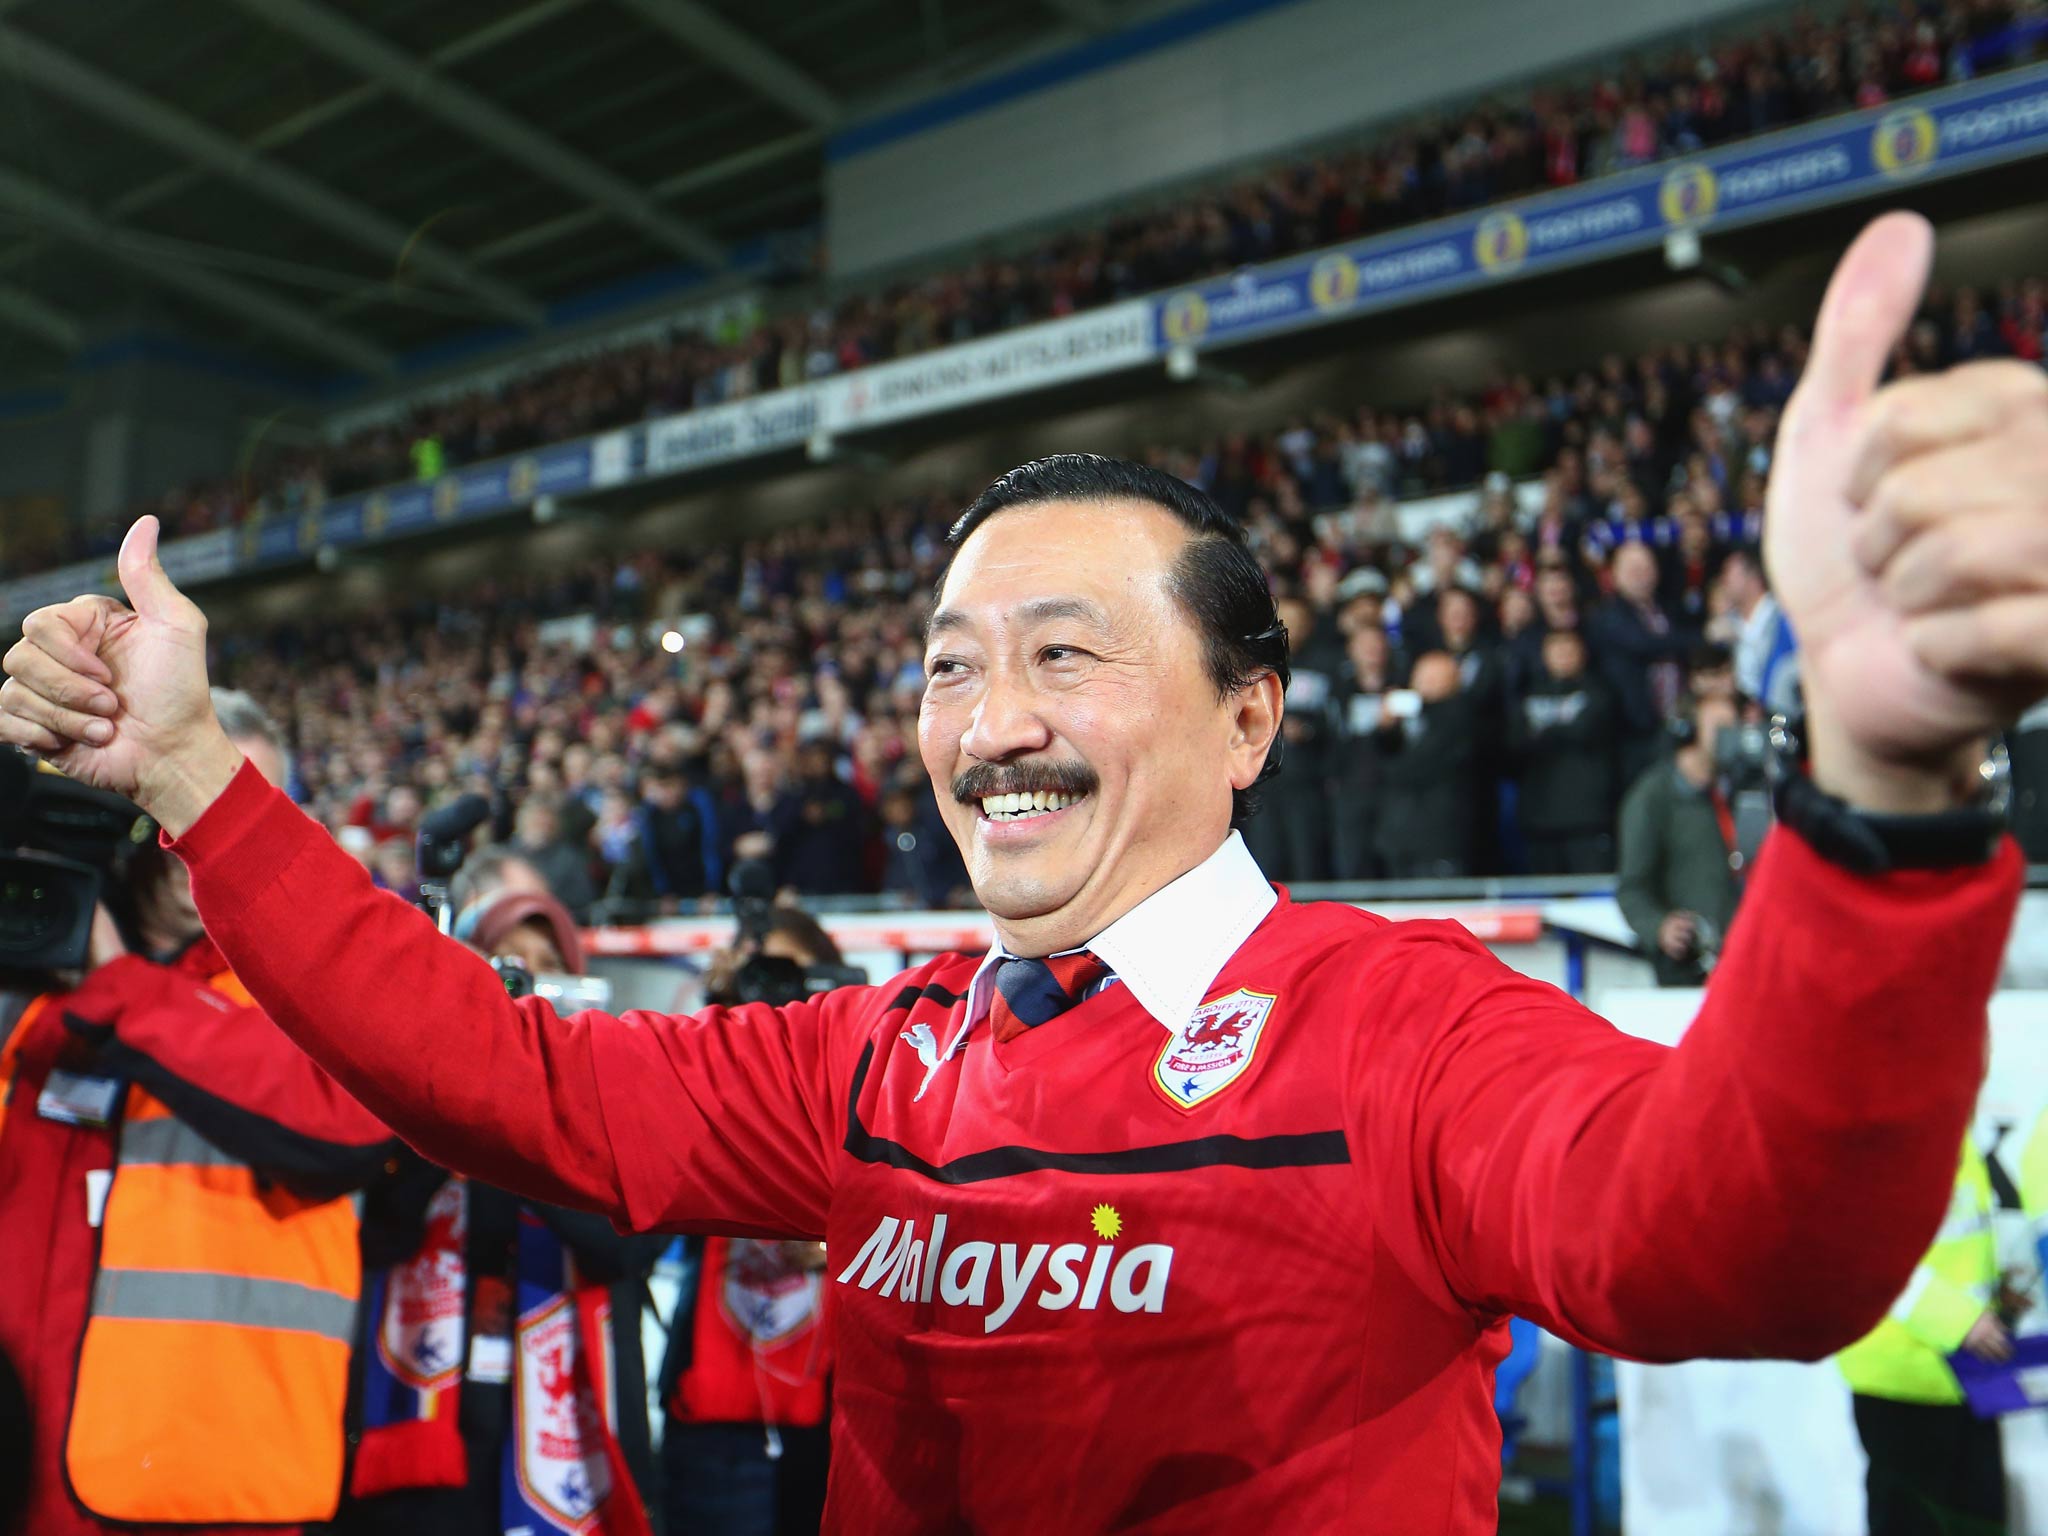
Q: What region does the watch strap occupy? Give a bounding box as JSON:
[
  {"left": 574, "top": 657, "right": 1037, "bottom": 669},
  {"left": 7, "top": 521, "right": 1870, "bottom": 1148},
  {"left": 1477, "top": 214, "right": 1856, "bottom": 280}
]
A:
[{"left": 1771, "top": 769, "right": 2005, "bottom": 874}]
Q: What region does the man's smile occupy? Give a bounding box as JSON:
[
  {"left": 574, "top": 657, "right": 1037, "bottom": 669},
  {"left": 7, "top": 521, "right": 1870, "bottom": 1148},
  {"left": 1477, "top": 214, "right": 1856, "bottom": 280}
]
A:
[{"left": 978, "top": 790, "right": 1087, "bottom": 822}]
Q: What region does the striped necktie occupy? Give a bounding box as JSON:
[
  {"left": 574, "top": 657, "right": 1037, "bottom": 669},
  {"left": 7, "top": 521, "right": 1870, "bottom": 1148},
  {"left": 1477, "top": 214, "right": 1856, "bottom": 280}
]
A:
[{"left": 987, "top": 951, "right": 1112, "bottom": 1044}]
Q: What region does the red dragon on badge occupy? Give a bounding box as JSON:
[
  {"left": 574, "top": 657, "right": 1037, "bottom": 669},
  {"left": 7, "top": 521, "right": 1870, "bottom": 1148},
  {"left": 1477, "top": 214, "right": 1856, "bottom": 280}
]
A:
[
  {"left": 1181, "top": 1002, "right": 1258, "bottom": 1056},
  {"left": 1154, "top": 988, "right": 1278, "bottom": 1111}
]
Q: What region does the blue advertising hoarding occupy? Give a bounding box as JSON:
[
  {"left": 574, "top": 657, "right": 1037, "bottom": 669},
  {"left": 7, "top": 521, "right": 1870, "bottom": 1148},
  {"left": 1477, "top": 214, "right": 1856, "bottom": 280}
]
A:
[
  {"left": 231, "top": 433, "right": 630, "bottom": 572},
  {"left": 1153, "top": 62, "right": 2048, "bottom": 353}
]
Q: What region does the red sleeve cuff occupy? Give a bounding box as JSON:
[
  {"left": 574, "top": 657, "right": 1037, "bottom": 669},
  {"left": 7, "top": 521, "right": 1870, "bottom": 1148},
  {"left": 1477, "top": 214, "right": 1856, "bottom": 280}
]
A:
[
  {"left": 1766, "top": 819, "right": 2025, "bottom": 910},
  {"left": 161, "top": 757, "right": 319, "bottom": 917},
  {"left": 1731, "top": 822, "right": 2022, "bottom": 1126}
]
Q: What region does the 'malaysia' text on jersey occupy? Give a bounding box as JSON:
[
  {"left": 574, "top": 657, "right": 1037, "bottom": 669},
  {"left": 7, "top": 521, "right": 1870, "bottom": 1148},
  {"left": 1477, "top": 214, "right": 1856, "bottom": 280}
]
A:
[{"left": 835, "top": 1209, "right": 1173, "bottom": 1333}]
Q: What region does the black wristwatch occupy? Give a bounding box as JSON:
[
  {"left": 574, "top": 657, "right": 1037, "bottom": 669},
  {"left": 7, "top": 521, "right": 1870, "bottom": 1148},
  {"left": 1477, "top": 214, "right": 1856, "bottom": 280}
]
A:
[{"left": 1765, "top": 715, "right": 2008, "bottom": 874}]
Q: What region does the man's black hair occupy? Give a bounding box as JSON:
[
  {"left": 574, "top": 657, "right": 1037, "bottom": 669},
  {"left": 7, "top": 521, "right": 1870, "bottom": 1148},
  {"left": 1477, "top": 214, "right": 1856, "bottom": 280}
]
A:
[{"left": 941, "top": 453, "right": 1290, "bottom": 827}]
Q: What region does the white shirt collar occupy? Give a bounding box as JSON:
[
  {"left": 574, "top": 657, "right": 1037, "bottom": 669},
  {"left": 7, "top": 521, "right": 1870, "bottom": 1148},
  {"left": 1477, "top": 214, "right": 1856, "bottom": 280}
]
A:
[{"left": 963, "top": 830, "right": 1277, "bottom": 1036}]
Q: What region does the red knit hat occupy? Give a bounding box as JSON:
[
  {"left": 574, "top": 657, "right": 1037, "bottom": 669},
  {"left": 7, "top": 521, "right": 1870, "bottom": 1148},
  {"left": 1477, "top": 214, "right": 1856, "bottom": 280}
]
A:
[{"left": 472, "top": 889, "right": 585, "bottom": 976}]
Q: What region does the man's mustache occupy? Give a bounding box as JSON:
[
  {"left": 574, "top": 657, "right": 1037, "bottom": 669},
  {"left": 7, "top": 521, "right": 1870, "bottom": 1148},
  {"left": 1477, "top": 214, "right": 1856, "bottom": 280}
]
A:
[{"left": 952, "top": 759, "right": 1099, "bottom": 804}]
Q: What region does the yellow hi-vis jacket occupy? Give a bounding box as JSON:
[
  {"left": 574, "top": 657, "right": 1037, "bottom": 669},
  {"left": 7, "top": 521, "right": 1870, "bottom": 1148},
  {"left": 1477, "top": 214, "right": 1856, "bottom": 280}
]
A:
[{"left": 1837, "top": 1141, "right": 1997, "bottom": 1404}]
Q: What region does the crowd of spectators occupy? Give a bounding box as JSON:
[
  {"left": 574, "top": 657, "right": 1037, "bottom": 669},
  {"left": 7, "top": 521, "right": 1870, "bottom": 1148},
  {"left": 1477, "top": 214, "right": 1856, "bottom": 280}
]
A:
[
  {"left": 24, "top": 0, "right": 2045, "bottom": 580},
  {"left": 199, "top": 266, "right": 2048, "bottom": 917}
]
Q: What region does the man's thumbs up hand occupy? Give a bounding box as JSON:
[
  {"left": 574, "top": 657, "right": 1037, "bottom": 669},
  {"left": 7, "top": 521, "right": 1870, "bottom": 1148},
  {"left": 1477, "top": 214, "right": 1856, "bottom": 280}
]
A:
[
  {"left": 2, "top": 516, "right": 243, "bottom": 834},
  {"left": 1790, "top": 208, "right": 1932, "bottom": 419},
  {"left": 1768, "top": 212, "right": 2048, "bottom": 812},
  {"left": 117, "top": 511, "right": 209, "bottom": 628}
]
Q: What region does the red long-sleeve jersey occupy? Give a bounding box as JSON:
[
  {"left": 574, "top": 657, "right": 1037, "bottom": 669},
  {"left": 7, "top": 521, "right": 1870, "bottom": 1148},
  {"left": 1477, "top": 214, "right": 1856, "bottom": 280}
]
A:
[
  {"left": 0, "top": 934, "right": 394, "bottom": 1536},
  {"left": 171, "top": 762, "right": 2019, "bottom": 1534}
]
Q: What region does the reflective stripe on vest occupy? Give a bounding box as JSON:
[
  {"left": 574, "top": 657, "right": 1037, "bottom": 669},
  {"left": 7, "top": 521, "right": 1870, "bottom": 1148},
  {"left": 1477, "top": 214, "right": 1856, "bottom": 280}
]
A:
[
  {"left": 91, "top": 1267, "right": 357, "bottom": 1342},
  {"left": 114, "top": 1112, "right": 241, "bottom": 1168},
  {"left": 1936, "top": 1208, "right": 1991, "bottom": 1244},
  {"left": 66, "top": 1073, "right": 361, "bottom": 1524}
]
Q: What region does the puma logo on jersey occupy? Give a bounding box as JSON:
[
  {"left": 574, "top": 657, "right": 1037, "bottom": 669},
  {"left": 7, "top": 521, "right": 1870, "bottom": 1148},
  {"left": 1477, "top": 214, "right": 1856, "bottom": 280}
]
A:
[
  {"left": 901, "top": 1022, "right": 943, "bottom": 1070},
  {"left": 901, "top": 1020, "right": 964, "bottom": 1102},
  {"left": 835, "top": 1208, "right": 1173, "bottom": 1334}
]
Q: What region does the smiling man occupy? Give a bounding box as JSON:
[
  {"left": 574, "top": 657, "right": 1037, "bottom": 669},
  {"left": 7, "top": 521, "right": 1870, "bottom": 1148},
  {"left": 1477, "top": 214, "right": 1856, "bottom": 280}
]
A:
[{"left": 4, "top": 214, "right": 2048, "bottom": 1533}]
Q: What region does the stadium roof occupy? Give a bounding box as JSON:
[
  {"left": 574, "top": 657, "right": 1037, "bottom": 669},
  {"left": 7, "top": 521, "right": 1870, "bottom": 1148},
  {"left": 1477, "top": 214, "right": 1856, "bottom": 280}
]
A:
[{"left": 0, "top": 0, "right": 1117, "bottom": 385}]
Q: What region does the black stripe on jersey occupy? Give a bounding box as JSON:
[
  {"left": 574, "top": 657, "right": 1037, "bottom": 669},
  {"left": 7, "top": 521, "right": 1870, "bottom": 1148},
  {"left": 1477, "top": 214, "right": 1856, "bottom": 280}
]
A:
[
  {"left": 881, "top": 980, "right": 968, "bottom": 1014},
  {"left": 841, "top": 1043, "right": 1350, "bottom": 1184}
]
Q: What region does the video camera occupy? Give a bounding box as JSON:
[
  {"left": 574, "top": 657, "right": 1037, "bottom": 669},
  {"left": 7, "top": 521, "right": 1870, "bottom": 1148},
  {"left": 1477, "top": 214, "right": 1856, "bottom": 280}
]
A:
[
  {"left": 0, "top": 748, "right": 153, "bottom": 975},
  {"left": 414, "top": 792, "right": 495, "bottom": 929},
  {"left": 719, "top": 858, "right": 867, "bottom": 1008},
  {"left": 1714, "top": 711, "right": 1780, "bottom": 878}
]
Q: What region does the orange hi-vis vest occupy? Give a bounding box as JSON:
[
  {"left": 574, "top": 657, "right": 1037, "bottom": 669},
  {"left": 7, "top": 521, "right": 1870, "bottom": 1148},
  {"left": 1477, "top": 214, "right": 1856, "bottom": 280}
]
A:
[{"left": 29, "top": 969, "right": 364, "bottom": 1524}]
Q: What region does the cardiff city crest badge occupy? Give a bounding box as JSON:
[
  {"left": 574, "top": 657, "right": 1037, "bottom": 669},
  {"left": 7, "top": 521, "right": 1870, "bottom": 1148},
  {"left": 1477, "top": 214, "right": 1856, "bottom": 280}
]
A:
[{"left": 1152, "top": 988, "right": 1276, "bottom": 1111}]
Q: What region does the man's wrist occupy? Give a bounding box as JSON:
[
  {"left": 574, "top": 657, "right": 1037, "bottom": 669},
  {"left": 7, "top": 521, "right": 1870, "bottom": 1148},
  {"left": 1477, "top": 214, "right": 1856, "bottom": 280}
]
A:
[
  {"left": 138, "top": 731, "right": 246, "bottom": 838},
  {"left": 1804, "top": 703, "right": 1982, "bottom": 814},
  {"left": 1777, "top": 702, "right": 2006, "bottom": 873}
]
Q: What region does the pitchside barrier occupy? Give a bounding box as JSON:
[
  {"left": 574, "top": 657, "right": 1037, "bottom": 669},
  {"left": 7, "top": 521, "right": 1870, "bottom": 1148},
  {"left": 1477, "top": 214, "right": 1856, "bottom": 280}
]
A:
[{"left": 579, "top": 877, "right": 1653, "bottom": 1017}]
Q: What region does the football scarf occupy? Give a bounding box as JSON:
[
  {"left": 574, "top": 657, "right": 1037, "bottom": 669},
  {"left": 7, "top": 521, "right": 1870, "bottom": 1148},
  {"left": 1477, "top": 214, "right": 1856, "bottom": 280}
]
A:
[
  {"left": 501, "top": 1209, "right": 653, "bottom": 1536},
  {"left": 350, "top": 1176, "right": 470, "bottom": 1495},
  {"left": 669, "top": 1237, "right": 828, "bottom": 1429}
]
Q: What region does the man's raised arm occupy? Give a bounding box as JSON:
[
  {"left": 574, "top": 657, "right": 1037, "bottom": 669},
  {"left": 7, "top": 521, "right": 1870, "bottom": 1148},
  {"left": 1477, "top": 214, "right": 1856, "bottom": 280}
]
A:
[
  {"left": 0, "top": 526, "right": 848, "bottom": 1238},
  {"left": 1356, "top": 210, "right": 2048, "bottom": 1360},
  {"left": 1353, "top": 824, "right": 2017, "bottom": 1361}
]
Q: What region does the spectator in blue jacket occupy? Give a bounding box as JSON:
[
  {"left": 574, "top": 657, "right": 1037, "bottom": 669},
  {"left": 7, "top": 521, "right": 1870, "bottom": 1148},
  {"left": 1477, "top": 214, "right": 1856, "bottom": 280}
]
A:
[{"left": 625, "top": 761, "right": 724, "bottom": 906}]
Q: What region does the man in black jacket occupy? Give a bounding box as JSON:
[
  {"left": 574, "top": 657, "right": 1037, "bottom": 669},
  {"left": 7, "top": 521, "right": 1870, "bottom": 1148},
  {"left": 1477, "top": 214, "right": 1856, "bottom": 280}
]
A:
[
  {"left": 880, "top": 783, "right": 970, "bottom": 908},
  {"left": 1590, "top": 543, "right": 1695, "bottom": 786},
  {"left": 509, "top": 794, "right": 597, "bottom": 920},
  {"left": 768, "top": 741, "right": 869, "bottom": 896},
  {"left": 1245, "top": 596, "right": 1340, "bottom": 881},
  {"left": 620, "top": 761, "right": 720, "bottom": 908},
  {"left": 1506, "top": 561, "right": 1585, "bottom": 700},
  {"left": 1509, "top": 627, "right": 1619, "bottom": 873},
  {"left": 1329, "top": 624, "right": 1398, "bottom": 879},
  {"left": 1438, "top": 586, "right": 1505, "bottom": 874},
  {"left": 1374, "top": 651, "right": 1479, "bottom": 879}
]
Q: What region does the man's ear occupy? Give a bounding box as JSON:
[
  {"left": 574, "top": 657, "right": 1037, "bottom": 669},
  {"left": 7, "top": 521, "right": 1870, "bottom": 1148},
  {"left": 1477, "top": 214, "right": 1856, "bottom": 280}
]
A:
[{"left": 1227, "top": 672, "right": 1285, "bottom": 791}]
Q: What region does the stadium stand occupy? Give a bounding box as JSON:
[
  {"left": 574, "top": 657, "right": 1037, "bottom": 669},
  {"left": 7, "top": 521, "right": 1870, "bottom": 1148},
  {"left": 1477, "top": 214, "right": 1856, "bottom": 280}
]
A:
[
  {"left": 188, "top": 268, "right": 2044, "bottom": 908},
  {"left": 25, "top": 0, "right": 2048, "bottom": 578}
]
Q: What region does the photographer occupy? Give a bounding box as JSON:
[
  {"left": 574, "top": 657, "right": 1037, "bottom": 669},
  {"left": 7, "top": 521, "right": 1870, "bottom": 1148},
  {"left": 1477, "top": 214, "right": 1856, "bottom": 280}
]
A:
[
  {"left": 331, "top": 878, "right": 662, "bottom": 1536},
  {"left": 1616, "top": 690, "right": 1744, "bottom": 986},
  {"left": 0, "top": 691, "right": 396, "bottom": 1536},
  {"left": 694, "top": 861, "right": 867, "bottom": 1011},
  {"left": 657, "top": 899, "right": 844, "bottom": 1536}
]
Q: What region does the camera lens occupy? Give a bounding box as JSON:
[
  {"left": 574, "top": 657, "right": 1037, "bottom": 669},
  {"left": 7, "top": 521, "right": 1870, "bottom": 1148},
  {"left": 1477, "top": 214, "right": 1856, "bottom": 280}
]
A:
[{"left": 0, "top": 876, "right": 66, "bottom": 948}]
